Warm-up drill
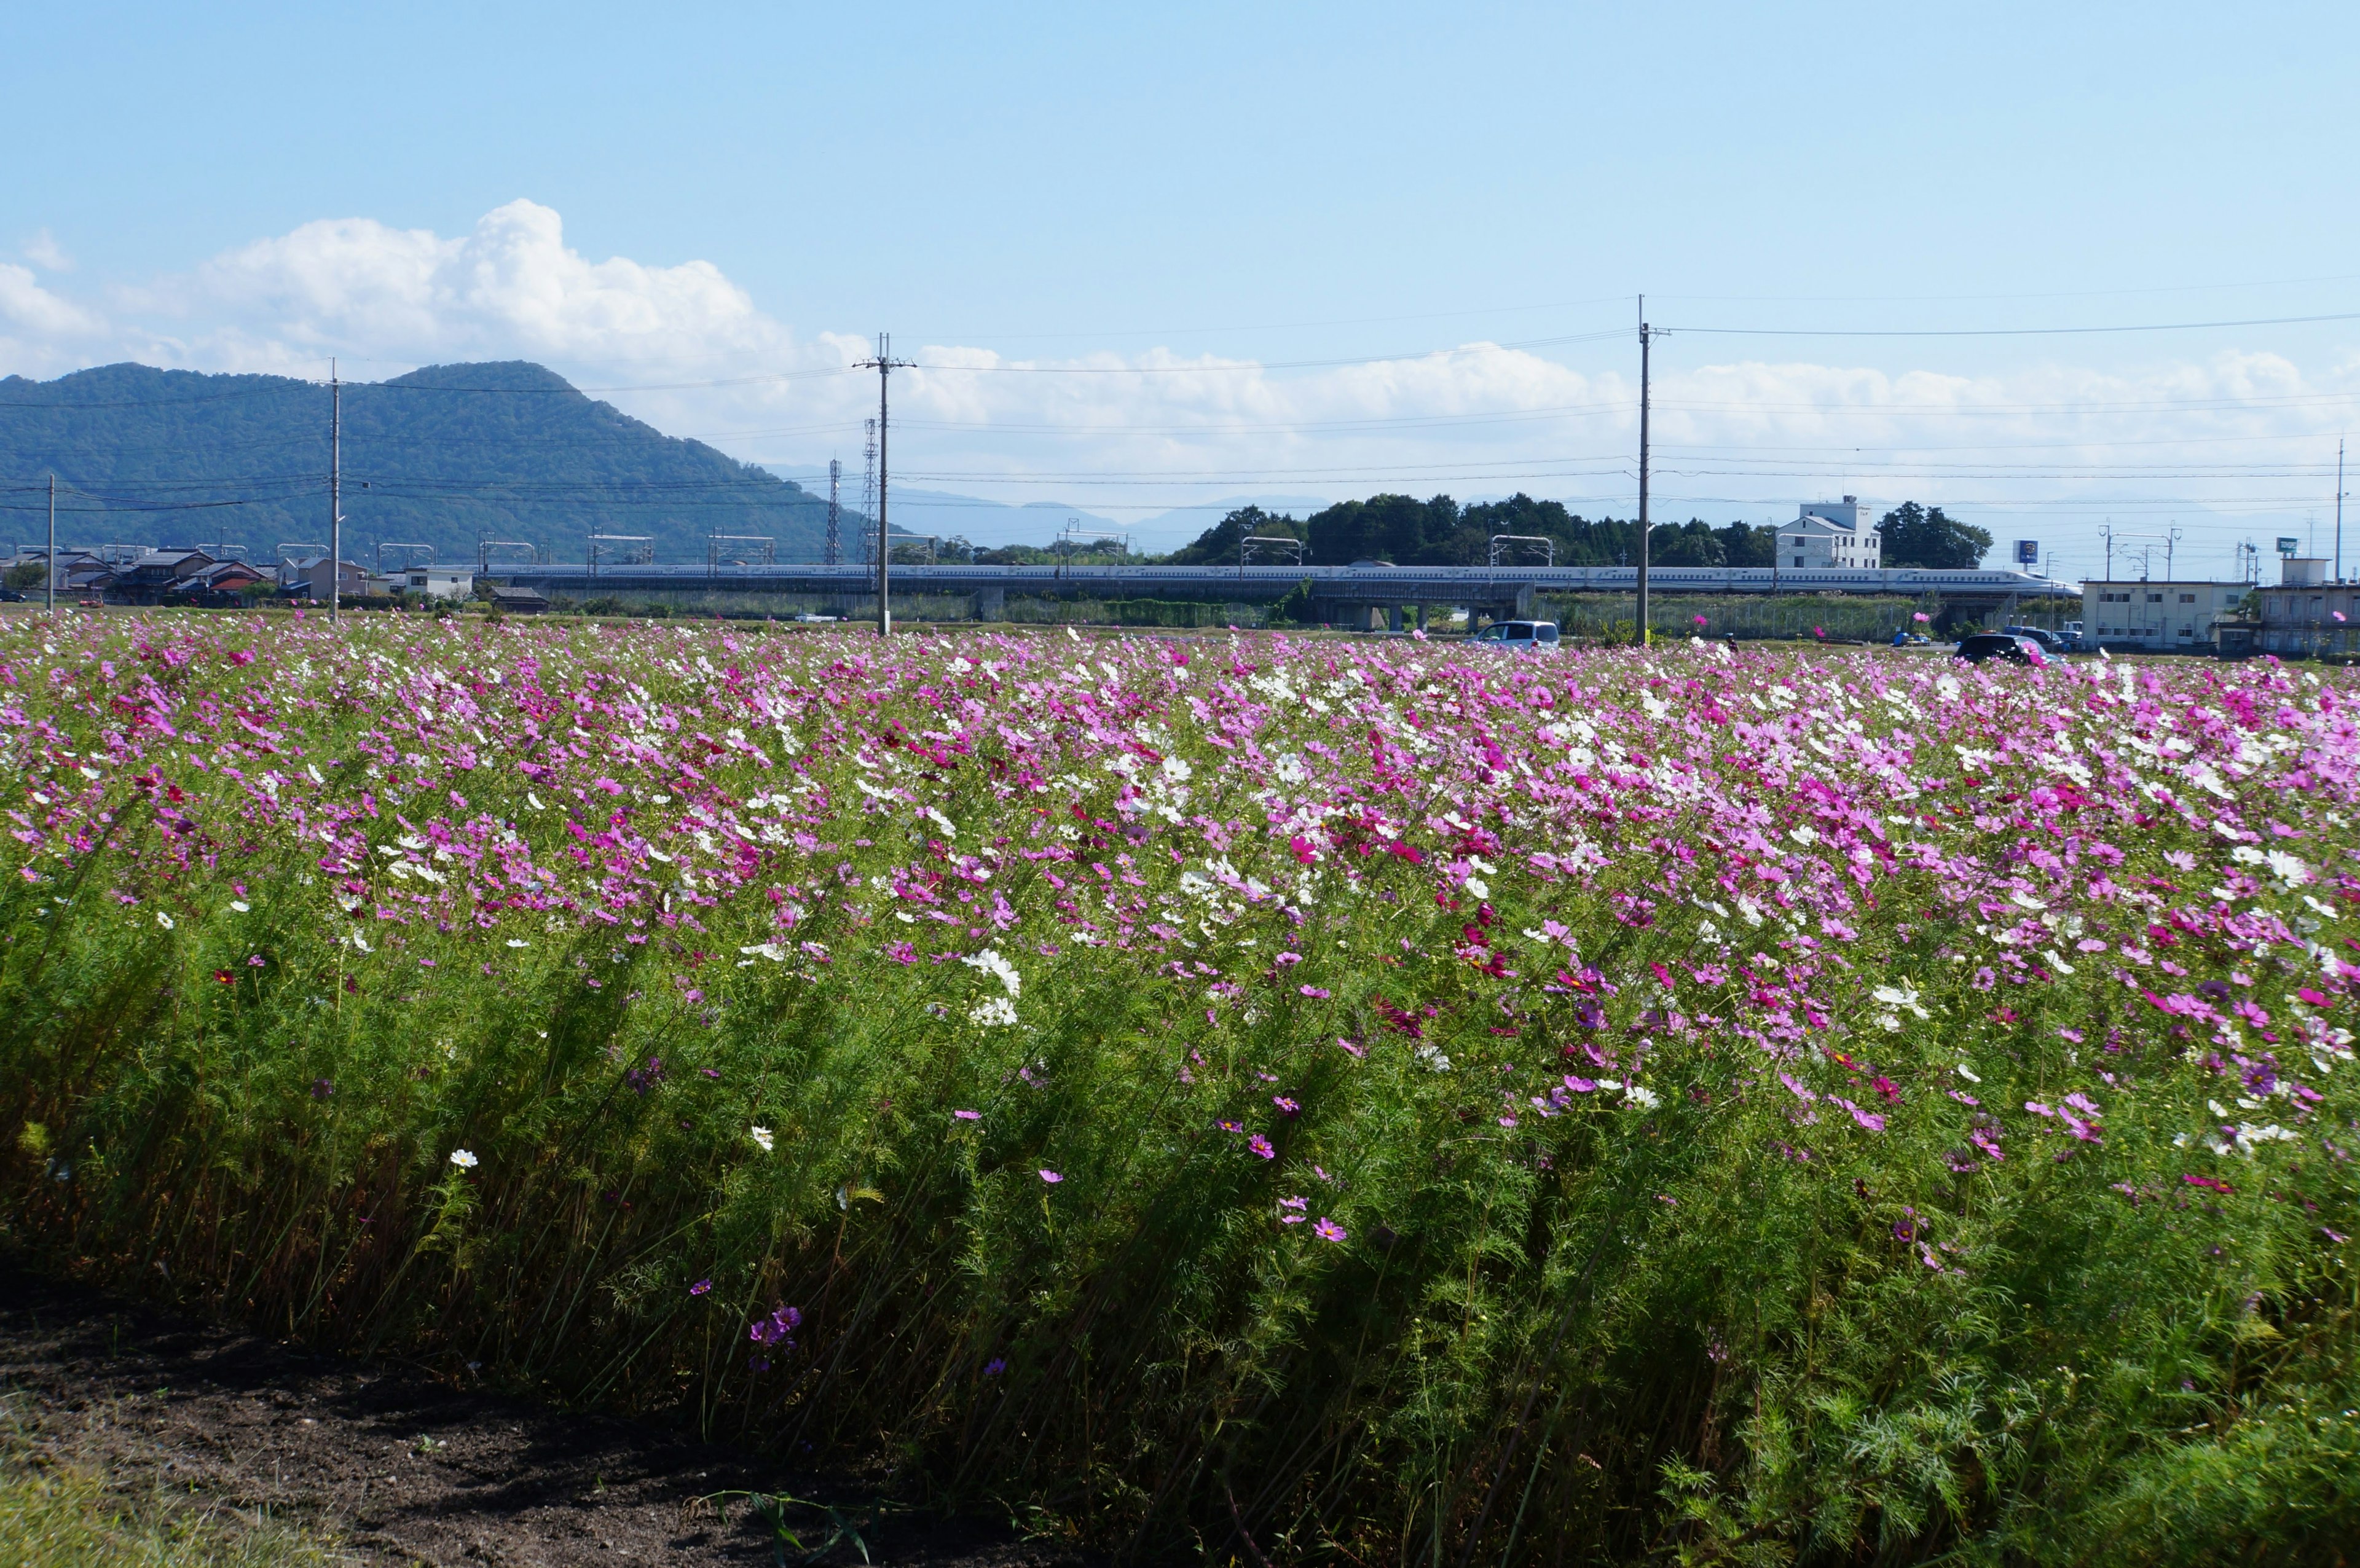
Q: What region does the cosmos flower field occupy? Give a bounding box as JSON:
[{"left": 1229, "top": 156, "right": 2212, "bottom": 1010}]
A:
[{"left": 2, "top": 613, "right": 2358, "bottom": 1562}]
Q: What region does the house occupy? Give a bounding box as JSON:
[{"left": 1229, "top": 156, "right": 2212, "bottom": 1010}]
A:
[
  {"left": 302, "top": 558, "right": 384, "bottom": 602},
  {"left": 2080, "top": 577, "right": 2251, "bottom": 653},
  {"left": 2253, "top": 558, "right": 2360, "bottom": 657},
  {"left": 109, "top": 548, "right": 216, "bottom": 603},
  {"left": 176, "top": 560, "right": 270, "bottom": 603},
  {"left": 398, "top": 565, "right": 476, "bottom": 600},
  {"left": 1779, "top": 498, "right": 1882, "bottom": 570},
  {"left": 489, "top": 584, "right": 549, "bottom": 615}
]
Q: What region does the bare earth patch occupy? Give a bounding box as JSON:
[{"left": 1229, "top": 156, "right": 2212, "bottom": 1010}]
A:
[{"left": 0, "top": 1268, "right": 1083, "bottom": 1567}]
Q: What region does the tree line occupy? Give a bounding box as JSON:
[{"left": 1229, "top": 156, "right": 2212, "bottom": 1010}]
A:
[{"left": 1162, "top": 495, "right": 1994, "bottom": 570}]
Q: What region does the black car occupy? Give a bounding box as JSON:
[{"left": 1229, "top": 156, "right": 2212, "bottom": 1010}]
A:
[
  {"left": 0, "top": 589, "right": 23, "bottom": 603},
  {"left": 1954, "top": 632, "right": 2045, "bottom": 665},
  {"left": 2002, "top": 624, "right": 2066, "bottom": 654}
]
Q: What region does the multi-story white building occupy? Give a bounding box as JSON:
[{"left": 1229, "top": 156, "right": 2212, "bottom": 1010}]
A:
[
  {"left": 1779, "top": 497, "right": 1882, "bottom": 570},
  {"left": 2081, "top": 577, "right": 2251, "bottom": 652}
]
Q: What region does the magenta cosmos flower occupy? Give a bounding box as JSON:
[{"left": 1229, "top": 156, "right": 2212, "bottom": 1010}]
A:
[{"left": 1313, "top": 1217, "right": 1347, "bottom": 1243}]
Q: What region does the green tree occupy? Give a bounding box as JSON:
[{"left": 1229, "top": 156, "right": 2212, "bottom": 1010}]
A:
[
  {"left": 1165, "top": 506, "right": 1304, "bottom": 566},
  {"left": 1878, "top": 502, "right": 1992, "bottom": 569},
  {"left": 4, "top": 560, "right": 45, "bottom": 591}
]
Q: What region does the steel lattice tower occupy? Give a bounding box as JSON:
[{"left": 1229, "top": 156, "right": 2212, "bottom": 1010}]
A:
[{"left": 824, "top": 458, "right": 842, "bottom": 566}]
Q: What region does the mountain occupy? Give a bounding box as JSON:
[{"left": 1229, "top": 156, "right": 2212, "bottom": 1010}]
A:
[
  {"left": 0, "top": 361, "right": 832, "bottom": 567},
  {"left": 761, "top": 468, "right": 1130, "bottom": 551}
]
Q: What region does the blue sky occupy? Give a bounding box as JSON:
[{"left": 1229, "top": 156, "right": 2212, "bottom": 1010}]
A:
[{"left": 5, "top": 0, "right": 2358, "bottom": 571}]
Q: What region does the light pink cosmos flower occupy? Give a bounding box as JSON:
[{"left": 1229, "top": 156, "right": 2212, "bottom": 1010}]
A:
[{"left": 1313, "top": 1218, "right": 1347, "bottom": 1243}]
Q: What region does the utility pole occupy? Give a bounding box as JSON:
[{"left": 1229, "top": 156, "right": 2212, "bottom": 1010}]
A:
[
  {"left": 329, "top": 360, "right": 342, "bottom": 624},
  {"left": 2166, "top": 522, "right": 2182, "bottom": 584},
  {"left": 2101, "top": 519, "right": 2114, "bottom": 584},
  {"left": 825, "top": 457, "right": 842, "bottom": 567},
  {"left": 1636, "top": 297, "right": 1651, "bottom": 647},
  {"left": 2337, "top": 438, "right": 2347, "bottom": 582},
  {"left": 856, "top": 334, "right": 914, "bottom": 637},
  {"left": 45, "top": 474, "right": 55, "bottom": 613}
]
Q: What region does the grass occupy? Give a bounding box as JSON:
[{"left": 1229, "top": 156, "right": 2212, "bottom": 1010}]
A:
[
  {"left": 0, "top": 1408, "right": 340, "bottom": 1568},
  {"left": 1, "top": 611, "right": 2357, "bottom": 1562}
]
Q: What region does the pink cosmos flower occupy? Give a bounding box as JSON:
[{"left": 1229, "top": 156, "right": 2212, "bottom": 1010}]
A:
[
  {"left": 953, "top": 1108, "right": 981, "bottom": 1120},
  {"left": 1313, "top": 1217, "right": 1347, "bottom": 1243},
  {"left": 1038, "top": 1169, "right": 1063, "bottom": 1184},
  {"left": 1248, "top": 1134, "right": 1276, "bottom": 1160}
]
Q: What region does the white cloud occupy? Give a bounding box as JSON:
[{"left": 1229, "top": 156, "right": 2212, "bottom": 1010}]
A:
[
  {"left": 0, "top": 264, "right": 104, "bottom": 338},
  {"left": 1, "top": 198, "right": 2354, "bottom": 573},
  {"left": 22, "top": 229, "right": 73, "bottom": 272}
]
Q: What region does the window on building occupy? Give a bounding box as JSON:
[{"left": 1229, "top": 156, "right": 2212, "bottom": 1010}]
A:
[
  {"left": 2179, "top": 593, "right": 2196, "bottom": 603},
  {"left": 2146, "top": 593, "right": 2163, "bottom": 603}
]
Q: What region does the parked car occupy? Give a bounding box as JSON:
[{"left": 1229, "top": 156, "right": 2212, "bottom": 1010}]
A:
[
  {"left": 1467, "top": 620, "right": 1561, "bottom": 650},
  {"left": 1954, "top": 633, "right": 2047, "bottom": 666},
  {"left": 0, "top": 589, "right": 23, "bottom": 603},
  {"left": 2002, "top": 624, "right": 2067, "bottom": 654}
]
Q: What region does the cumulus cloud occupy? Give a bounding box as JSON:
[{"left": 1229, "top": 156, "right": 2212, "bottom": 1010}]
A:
[
  {"left": 1, "top": 199, "right": 2354, "bottom": 567},
  {"left": 0, "top": 264, "right": 104, "bottom": 338}
]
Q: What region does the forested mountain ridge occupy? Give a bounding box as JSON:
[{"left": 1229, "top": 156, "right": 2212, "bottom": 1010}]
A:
[{"left": 0, "top": 361, "right": 832, "bottom": 565}]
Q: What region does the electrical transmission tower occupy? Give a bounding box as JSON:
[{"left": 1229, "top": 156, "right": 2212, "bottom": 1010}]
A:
[
  {"left": 825, "top": 458, "right": 842, "bottom": 566},
  {"left": 857, "top": 418, "right": 879, "bottom": 568}
]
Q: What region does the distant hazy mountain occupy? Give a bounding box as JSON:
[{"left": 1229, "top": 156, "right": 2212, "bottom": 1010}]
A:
[
  {"left": 761, "top": 468, "right": 1131, "bottom": 551},
  {"left": 0, "top": 361, "right": 830, "bottom": 566}
]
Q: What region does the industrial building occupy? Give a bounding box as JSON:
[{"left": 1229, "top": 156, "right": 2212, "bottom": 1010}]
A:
[{"left": 2080, "top": 576, "right": 2252, "bottom": 653}]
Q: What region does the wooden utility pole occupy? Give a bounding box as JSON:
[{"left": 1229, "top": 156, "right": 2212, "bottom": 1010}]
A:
[
  {"left": 329, "top": 360, "right": 342, "bottom": 623},
  {"left": 45, "top": 474, "right": 55, "bottom": 613}
]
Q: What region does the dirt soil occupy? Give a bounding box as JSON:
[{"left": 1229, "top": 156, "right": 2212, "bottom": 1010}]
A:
[{"left": 0, "top": 1266, "right": 1086, "bottom": 1567}]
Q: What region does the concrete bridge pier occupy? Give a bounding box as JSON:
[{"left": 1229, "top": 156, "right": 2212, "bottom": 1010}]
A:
[{"left": 975, "top": 586, "right": 1005, "bottom": 621}]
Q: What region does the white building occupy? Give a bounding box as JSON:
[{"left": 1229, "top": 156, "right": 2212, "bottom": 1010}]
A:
[
  {"left": 399, "top": 565, "right": 476, "bottom": 599},
  {"left": 2081, "top": 578, "right": 2251, "bottom": 652},
  {"left": 1780, "top": 497, "right": 1882, "bottom": 570}
]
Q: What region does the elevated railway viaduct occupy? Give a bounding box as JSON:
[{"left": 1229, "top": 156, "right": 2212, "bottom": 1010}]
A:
[{"left": 483, "top": 562, "right": 2074, "bottom": 628}]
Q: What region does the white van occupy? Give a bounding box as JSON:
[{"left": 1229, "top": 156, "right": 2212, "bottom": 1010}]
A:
[{"left": 1468, "top": 620, "right": 1561, "bottom": 651}]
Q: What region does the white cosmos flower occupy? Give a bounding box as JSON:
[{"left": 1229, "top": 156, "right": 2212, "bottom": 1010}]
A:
[
  {"left": 739, "top": 943, "right": 789, "bottom": 962},
  {"left": 1622, "top": 1084, "right": 1662, "bottom": 1110},
  {"left": 155, "top": 911, "right": 175, "bottom": 930},
  {"left": 749, "top": 1126, "right": 774, "bottom": 1153},
  {"left": 448, "top": 1149, "right": 479, "bottom": 1169},
  {"left": 962, "top": 947, "right": 1022, "bottom": 997},
  {"left": 505, "top": 939, "right": 529, "bottom": 948},
  {"left": 970, "top": 996, "right": 1019, "bottom": 1027},
  {"left": 1871, "top": 983, "right": 1930, "bottom": 1020},
  {"left": 229, "top": 900, "right": 250, "bottom": 912}
]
